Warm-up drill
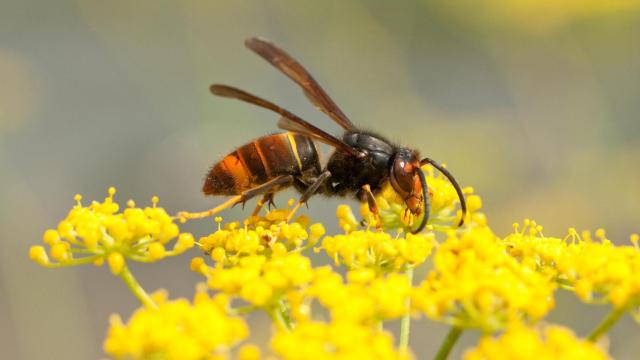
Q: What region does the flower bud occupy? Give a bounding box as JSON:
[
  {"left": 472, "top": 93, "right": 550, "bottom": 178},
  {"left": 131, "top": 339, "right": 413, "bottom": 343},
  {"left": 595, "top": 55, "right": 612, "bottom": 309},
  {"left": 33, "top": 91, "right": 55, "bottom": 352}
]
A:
[{"left": 108, "top": 252, "right": 125, "bottom": 275}]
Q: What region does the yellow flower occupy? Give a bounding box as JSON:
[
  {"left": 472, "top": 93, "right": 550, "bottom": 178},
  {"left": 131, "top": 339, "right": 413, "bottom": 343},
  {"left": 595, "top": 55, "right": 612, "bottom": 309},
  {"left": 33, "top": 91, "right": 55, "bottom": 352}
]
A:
[
  {"left": 505, "top": 222, "right": 640, "bottom": 309},
  {"left": 304, "top": 267, "right": 412, "bottom": 324},
  {"left": 237, "top": 344, "right": 261, "bottom": 360},
  {"left": 270, "top": 319, "right": 410, "bottom": 360},
  {"left": 29, "top": 188, "right": 194, "bottom": 273},
  {"left": 104, "top": 287, "right": 248, "bottom": 360},
  {"left": 320, "top": 226, "right": 434, "bottom": 272},
  {"left": 503, "top": 220, "right": 566, "bottom": 277},
  {"left": 107, "top": 252, "right": 125, "bottom": 275},
  {"left": 198, "top": 215, "right": 325, "bottom": 265},
  {"left": 559, "top": 239, "right": 640, "bottom": 308},
  {"left": 29, "top": 245, "right": 49, "bottom": 266},
  {"left": 34, "top": 183, "right": 639, "bottom": 358},
  {"left": 202, "top": 252, "right": 314, "bottom": 307},
  {"left": 464, "top": 324, "right": 610, "bottom": 360},
  {"left": 412, "top": 226, "right": 555, "bottom": 332}
]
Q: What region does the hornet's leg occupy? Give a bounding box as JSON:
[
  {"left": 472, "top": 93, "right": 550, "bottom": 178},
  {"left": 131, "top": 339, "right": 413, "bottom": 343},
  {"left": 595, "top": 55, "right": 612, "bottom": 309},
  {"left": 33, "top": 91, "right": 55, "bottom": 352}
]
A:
[
  {"left": 251, "top": 193, "right": 276, "bottom": 217},
  {"left": 361, "top": 184, "right": 382, "bottom": 231},
  {"left": 286, "top": 171, "right": 331, "bottom": 222},
  {"left": 178, "top": 175, "right": 293, "bottom": 221}
]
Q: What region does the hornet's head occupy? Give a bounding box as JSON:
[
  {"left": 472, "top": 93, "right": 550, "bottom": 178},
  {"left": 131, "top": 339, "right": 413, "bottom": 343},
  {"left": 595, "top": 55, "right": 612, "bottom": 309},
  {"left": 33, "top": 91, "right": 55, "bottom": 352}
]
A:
[
  {"left": 389, "top": 149, "right": 424, "bottom": 216},
  {"left": 389, "top": 148, "right": 467, "bottom": 234}
]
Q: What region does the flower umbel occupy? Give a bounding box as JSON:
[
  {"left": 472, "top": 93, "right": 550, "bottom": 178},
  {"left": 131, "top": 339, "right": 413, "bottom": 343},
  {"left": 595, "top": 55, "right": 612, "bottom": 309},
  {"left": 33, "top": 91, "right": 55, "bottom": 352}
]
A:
[
  {"left": 505, "top": 222, "right": 640, "bottom": 311},
  {"left": 32, "top": 180, "right": 632, "bottom": 360},
  {"left": 202, "top": 252, "right": 314, "bottom": 308},
  {"left": 322, "top": 211, "right": 435, "bottom": 273},
  {"left": 270, "top": 319, "right": 410, "bottom": 360},
  {"left": 307, "top": 267, "right": 413, "bottom": 324},
  {"left": 464, "top": 324, "right": 610, "bottom": 360},
  {"left": 29, "top": 188, "right": 194, "bottom": 274},
  {"left": 104, "top": 286, "right": 249, "bottom": 360},
  {"left": 30, "top": 188, "right": 195, "bottom": 308},
  {"left": 413, "top": 226, "right": 556, "bottom": 332},
  {"left": 198, "top": 212, "right": 325, "bottom": 265}
]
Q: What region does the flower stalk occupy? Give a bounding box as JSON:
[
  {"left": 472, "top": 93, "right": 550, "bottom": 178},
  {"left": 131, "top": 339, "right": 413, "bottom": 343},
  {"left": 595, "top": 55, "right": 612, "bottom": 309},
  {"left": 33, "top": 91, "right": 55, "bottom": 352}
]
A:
[
  {"left": 268, "top": 304, "right": 292, "bottom": 332},
  {"left": 587, "top": 305, "right": 627, "bottom": 342},
  {"left": 399, "top": 267, "right": 414, "bottom": 355},
  {"left": 278, "top": 299, "right": 294, "bottom": 330},
  {"left": 119, "top": 263, "right": 157, "bottom": 309},
  {"left": 434, "top": 326, "right": 463, "bottom": 360}
]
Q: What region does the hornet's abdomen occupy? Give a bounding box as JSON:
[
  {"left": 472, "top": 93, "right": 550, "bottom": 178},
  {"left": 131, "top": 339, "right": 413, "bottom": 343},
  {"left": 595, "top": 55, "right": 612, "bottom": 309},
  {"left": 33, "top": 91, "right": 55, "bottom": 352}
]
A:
[{"left": 203, "top": 132, "right": 319, "bottom": 195}]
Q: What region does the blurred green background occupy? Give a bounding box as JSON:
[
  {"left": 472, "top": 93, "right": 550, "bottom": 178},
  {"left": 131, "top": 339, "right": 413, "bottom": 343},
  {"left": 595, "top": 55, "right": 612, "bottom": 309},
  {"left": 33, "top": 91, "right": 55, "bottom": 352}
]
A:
[{"left": 1, "top": 1, "right": 639, "bottom": 359}]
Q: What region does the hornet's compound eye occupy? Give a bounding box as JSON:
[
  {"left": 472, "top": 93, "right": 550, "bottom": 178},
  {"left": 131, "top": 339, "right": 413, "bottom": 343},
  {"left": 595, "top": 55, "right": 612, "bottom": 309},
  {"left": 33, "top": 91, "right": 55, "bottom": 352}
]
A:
[
  {"left": 391, "top": 158, "right": 414, "bottom": 192},
  {"left": 390, "top": 150, "right": 423, "bottom": 214}
]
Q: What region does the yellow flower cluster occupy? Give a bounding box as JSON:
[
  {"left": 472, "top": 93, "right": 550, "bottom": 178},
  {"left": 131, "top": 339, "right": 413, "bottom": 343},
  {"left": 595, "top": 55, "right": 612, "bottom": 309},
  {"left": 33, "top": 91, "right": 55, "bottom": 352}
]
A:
[
  {"left": 193, "top": 220, "right": 414, "bottom": 325},
  {"left": 104, "top": 287, "right": 249, "bottom": 360},
  {"left": 271, "top": 320, "right": 410, "bottom": 360},
  {"left": 323, "top": 206, "right": 434, "bottom": 272},
  {"left": 33, "top": 179, "right": 632, "bottom": 360},
  {"left": 503, "top": 220, "right": 566, "bottom": 277},
  {"left": 29, "top": 188, "right": 194, "bottom": 275},
  {"left": 306, "top": 267, "right": 412, "bottom": 324},
  {"left": 564, "top": 239, "right": 640, "bottom": 308},
  {"left": 505, "top": 222, "right": 640, "bottom": 309},
  {"left": 358, "top": 165, "right": 478, "bottom": 233},
  {"left": 464, "top": 324, "right": 610, "bottom": 360},
  {"left": 412, "top": 226, "right": 555, "bottom": 332},
  {"left": 198, "top": 213, "right": 325, "bottom": 265},
  {"left": 196, "top": 252, "right": 314, "bottom": 308}
]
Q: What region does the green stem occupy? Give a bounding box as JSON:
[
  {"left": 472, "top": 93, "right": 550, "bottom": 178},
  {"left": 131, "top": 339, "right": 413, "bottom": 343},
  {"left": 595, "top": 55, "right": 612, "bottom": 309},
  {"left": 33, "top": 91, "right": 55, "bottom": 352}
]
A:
[
  {"left": 434, "top": 326, "right": 463, "bottom": 360},
  {"left": 233, "top": 305, "right": 257, "bottom": 315},
  {"left": 555, "top": 277, "right": 575, "bottom": 291},
  {"left": 119, "top": 263, "right": 158, "bottom": 309},
  {"left": 587, "top": 306, "right": 627, "bottom": 342},
  {"left": 267, "top": 305, "right": 291, "bottom": 332},
  {"left": 278, "top": 299, "right": 294, "bottom": 330},
  {"left": 68, "top": 248, "right": 101, "bottom": 254},
  {"left": 399, "top": 267, "right": 414, "bottom": 355},
  {"left": 43, "top": 255, "right": 102, "bottom": 268}
]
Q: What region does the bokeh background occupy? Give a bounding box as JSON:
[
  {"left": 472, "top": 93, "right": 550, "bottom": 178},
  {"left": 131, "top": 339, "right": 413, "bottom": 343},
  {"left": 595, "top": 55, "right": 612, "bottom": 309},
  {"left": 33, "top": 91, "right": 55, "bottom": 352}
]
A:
[{"left": 1, "top": 1, "right": 639, "bottom": 359}]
